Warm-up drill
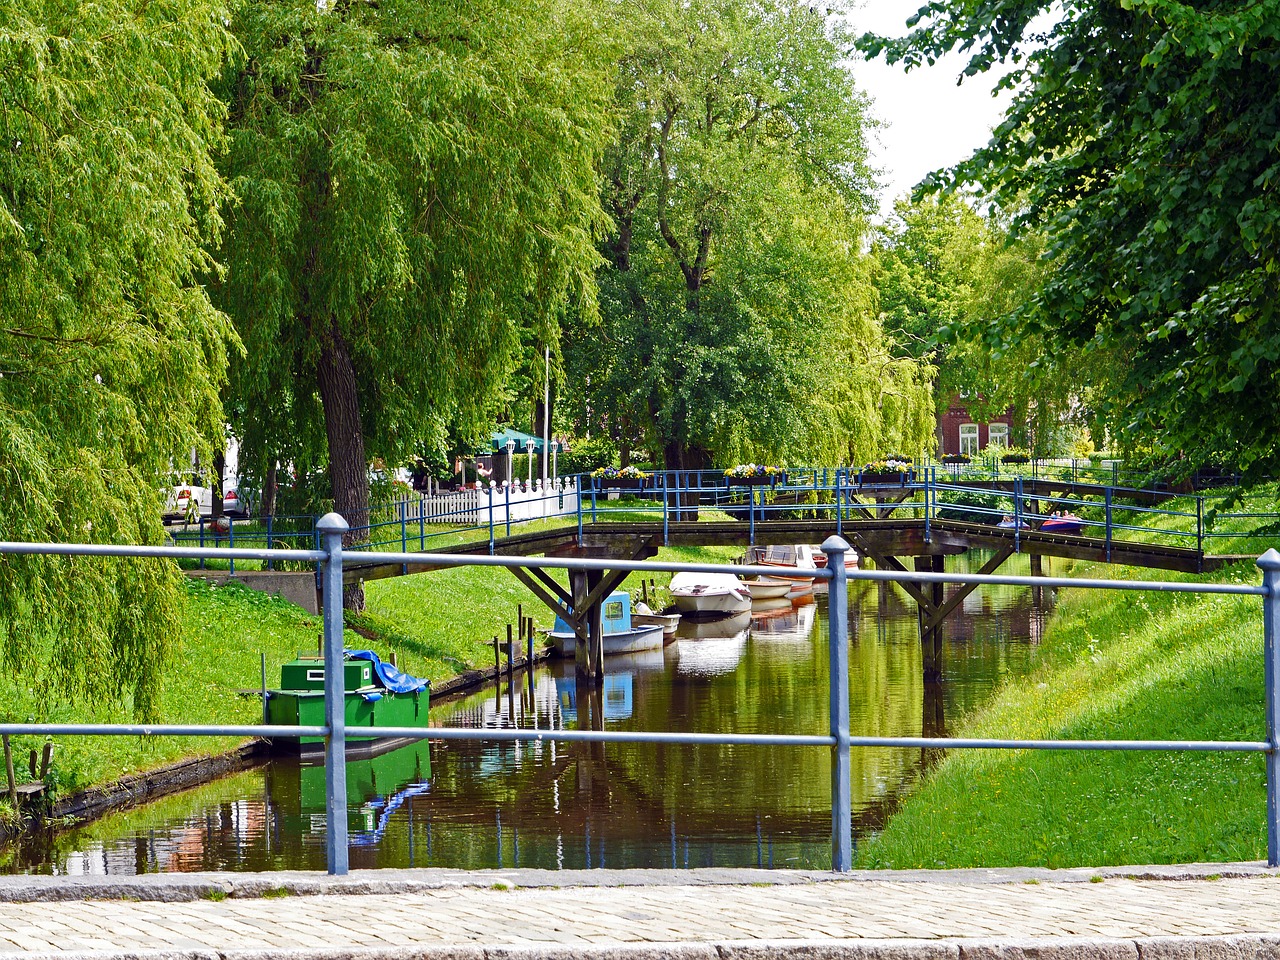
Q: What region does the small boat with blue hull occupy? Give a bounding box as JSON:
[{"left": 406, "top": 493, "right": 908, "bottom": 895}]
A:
[
  {"left": 265, "top": 650, "right": 430, "bottom": 757},
  {"left": 549, "top": 590, "right": 664, "bottom": 656}
]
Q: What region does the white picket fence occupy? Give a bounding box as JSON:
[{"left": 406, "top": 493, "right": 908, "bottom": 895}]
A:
[{"left": 379, "top": 477, "right": 581, "bottom": 529}]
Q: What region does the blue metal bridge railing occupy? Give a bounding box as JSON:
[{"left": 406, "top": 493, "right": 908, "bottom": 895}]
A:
[{"left": 1, "top": 522, "right": 1279, "bottom": 876}]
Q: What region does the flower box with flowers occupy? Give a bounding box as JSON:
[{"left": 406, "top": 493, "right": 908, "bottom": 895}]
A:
[
  {"left": 590, "top": 466, "right": 650, "bottom": 491},
  {"left": 723, "top": 465, "right": 786, "bottom": 487},
  {"left": 858, "top": 459, "right": 913, "bottom": 485}
]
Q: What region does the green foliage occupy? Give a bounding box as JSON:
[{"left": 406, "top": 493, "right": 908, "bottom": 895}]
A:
[
  {"left": 557, "top": 436, "right": 618, "bottom": 476},
  {"left": 216, "top": 0, "right": 616, "bottom": 517},
  {"left": 567, "top": 0, "right": 933, "bottom": 469},
  {"left": 0, "top": 0, "right": 237, "bottom": 719},
  {"left": 861, "top": 0, "right": 1280, "bottom": 479},
  {"left": 873, "top": 194, "right": 1057, "bottom": 450}
]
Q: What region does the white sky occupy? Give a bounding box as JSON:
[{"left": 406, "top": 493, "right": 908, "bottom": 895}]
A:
[{"left": 846, "top": 0, "right": 1016, "bottom": 220}]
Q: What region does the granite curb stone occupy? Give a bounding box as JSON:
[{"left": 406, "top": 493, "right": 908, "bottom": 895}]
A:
[
  {"left": 12, "top": 941, "right": 1280, "bottom": 960},
  {"left": 1, "top": 865, "right": 1276, "bottom": 903}
]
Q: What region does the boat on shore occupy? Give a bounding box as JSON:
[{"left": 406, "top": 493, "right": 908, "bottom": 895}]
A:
[
  {"left": 265, "top": 651, "right": 430, "bottom": 757},
  {"left": 669, "top": 571, "right": 752, "bottom": 615},
  {"left": 548, "top": 590, "right": 664, "bottom": 656}
]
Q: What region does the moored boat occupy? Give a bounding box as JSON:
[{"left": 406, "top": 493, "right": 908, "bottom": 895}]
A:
[
  {"left": 1040, "top": 512, "right": 1084, "bottom": 534},
  {"left": 744, "top": 544, "right": 819, "bottom": 586},
  {"left": 812, "top": 545, "right": 859, "bottom": 569},
  {"left": 549, "top": 590, "right": 664, "bottom": 656},
  {"left": 633, "top": 601, "right": 681, "bottom": 639},
  {"left": 265, "top": 651, "right": 430, "bottom": 756},
  {"left": 745, "top": 577, "right": 792, "bottom": 600},
  {"left": 669, "top": 571, "right": 752, "bottom": 615}
]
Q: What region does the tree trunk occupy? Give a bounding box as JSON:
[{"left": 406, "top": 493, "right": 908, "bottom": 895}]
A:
[
  {"left": 663, "top": 440, "right": 710, "bottom": 519},
  {"left": 260, "top": 459, "right": 277, "bottom": 520},
  {"left": 211, "top": 450, "right": 226, "bottom": 519},
  {"left": 316, "top": 322, "right": 369, "bottom": 612}
]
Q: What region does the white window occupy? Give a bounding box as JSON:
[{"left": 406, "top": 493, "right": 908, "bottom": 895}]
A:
[
  {"left": 987, "top": 423, "right": 1010, "bottom": 448},
  {"left": 959, "top": 424, "right": 979, "bottom": 456}
]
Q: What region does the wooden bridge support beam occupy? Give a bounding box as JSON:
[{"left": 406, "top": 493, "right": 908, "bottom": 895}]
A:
[{"left": 915, "top": 556, "right": 945, "bottom": 683}]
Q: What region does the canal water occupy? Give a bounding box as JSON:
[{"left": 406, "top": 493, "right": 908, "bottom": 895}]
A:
[{"left": 2, "top": 554, "right": 1055, "bottom": 875}]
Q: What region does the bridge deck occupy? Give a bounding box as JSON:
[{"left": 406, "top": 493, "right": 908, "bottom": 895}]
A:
[{"left": 342, "top": 517, "right": 1223, "bottom": 586}]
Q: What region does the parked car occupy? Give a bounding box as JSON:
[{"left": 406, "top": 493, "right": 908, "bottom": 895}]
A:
[{"left": 222, "top": 488, "right": 248, "bottom": 518}]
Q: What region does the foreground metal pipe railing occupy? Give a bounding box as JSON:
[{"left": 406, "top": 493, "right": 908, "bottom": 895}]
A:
[{"left": 0, "top": 517, "right": 1277, "bottom": 875}]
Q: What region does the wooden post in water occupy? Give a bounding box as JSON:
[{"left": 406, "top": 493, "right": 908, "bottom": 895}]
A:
[
  {"left": 505, "top": 624, "right": 515, "bottom": 684},
  {"left": 915, "top": 556, "right": 945, "bottom": 683},
  {"left": 2, "top": 735, "right": 16, "bottom": 807},
  {"left": 587, "top": 569, "right": 605, "bottom": 681},
  {"left": 492, "top": 637, "right": 501, "bottom": 677},
  {"left": 570, "top": 570, "right": 590, "bottom": 678}
]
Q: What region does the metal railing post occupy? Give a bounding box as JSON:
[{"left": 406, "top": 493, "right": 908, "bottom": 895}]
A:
[
  {"left": 227, "top": 517, "right": 235, "bottom": 577},
  {"left": 1014, "top": 477, "right": 1023, "bottom": 553},
  {"left": 505, "top": 481, "right": 513, "bottom": 538},
  {"left": 924, "top": 467, "right": 932, "bottom": 543},
  {"left": 835, "top": 468, "right": 843, "bottom": 536},
  {"left": 1197, "top": 497, "right": 1205, "bottom": 562},
  {"left": 748, "top": 486, "right": 756, "bottom": 545},
  {"left": 1257, "top": 549, "right": 1280, "bottom": 867},
  {"left": 663, "top": 475, "right": 670, "bottom": 545},
  {"left": 823, "top": 534, "right": 853, "bottom": 871},
  {"left": 1105, "top": 487, "right": 1113, "bottom": 563},
  {"left": 489, "top": 484, "right": 496, "bottom": 555},
  {"left": 317, "top": 511, "right": 350, "bottom": 876},
  {"left": 399, "top": 499, "right": 408, "bottom": 575}
]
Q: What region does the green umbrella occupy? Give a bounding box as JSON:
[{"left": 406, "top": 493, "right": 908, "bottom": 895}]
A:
[{"left": 490, "top": 428, "right": 546, "bottom": 454}]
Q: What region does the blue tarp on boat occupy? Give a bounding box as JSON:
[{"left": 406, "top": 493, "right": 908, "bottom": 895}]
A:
[{"left": 347, "top": 650, "right": 430, "bottom": 694}]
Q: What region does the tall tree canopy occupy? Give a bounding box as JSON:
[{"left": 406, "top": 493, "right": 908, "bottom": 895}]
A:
[
  {"left": 567, "top": 0, "right": 933, "bottom": 471},
  {"left": 862, "top": 0, "right": 1280, "bottom": 476},
  {"left": 216, "top": 0, "right": 615, "bottom": 581},
  {"left": 0, "top": 0, "right": 235, "bottom": 717},
  {"left": 873, "top": 194, "right": 1056, "bottom": 451}
]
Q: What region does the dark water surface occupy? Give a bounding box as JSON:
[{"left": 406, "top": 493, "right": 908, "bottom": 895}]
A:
[{"left": 3, "top": 554, "right": 1055, "bottom": 875}]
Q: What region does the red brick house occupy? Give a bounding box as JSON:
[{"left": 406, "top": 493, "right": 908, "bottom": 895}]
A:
[{"left": 938, "top": 397, "right": 1016, "bottom": 456}]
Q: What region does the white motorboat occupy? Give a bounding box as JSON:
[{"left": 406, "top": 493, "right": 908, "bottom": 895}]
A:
[
  {"left": 668, "top": 571, "right": 752, "bottom": 616},
  {"left": 745, "top": 577, "right": 791, "bottom": 601},
  {"left": 548, "top": 590, "right": 664, "bottom": 656},
  {"left": 632, "top": 601, "right": 681, "bottom": 639},
  {"left": 813, "top": 544, "right": 860, "bottom": 570},
  {"left": 744, "top": 544, "right": 819, "bottom": 587}
]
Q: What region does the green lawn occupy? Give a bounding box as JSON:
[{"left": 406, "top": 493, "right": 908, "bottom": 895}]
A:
[{"left": 855, "top": 505, "right": 1274, "bottom": 868}]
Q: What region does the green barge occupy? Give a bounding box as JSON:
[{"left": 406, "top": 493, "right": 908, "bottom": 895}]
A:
[{"left": 265, "top": 651, "right": 430, "bottom": 758}]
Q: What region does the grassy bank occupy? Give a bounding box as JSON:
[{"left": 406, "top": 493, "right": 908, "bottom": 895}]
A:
[
  {"left": 356, "top": 542, "right": 740, "bottom": 680},
  {"left": 0, "top": 579, "right": 364, "bottom": 804},
  {"left": 854, "top": 552, "right": 1270, "bottom": 868},
  {"left": 0, "top": 529, "right": 738, "bottom": 812}
]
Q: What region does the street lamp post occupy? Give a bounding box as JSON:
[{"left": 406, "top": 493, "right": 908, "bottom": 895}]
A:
[{"left": 525, "top": 438, "right": 536, "bottom": 486}]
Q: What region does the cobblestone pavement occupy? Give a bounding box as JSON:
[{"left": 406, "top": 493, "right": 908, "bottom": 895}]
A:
[{"left": 0, "top": 866, "right": 1278, "bottom": 957}]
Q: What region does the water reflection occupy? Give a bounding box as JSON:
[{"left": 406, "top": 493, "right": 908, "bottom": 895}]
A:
[{"left": 1, "top": 550, "right": 1053, "bottom": 874}]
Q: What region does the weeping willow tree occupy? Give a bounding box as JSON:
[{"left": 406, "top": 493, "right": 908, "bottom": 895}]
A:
[
  {"left": 214, "top": 0, "right": 615, "bottom": 611},
  {"left": 564, "top": 0, "right": 933, "bottom": 468},
  {"left": 0, "top": 0, "right": 236, "bottom": 718}
]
